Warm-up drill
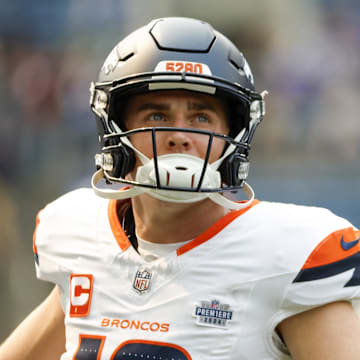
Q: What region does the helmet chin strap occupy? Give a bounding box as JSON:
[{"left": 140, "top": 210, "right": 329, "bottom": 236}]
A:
[
  {"left": 208, "top": 182, "right": 254, "bottom": 210},
  {"left": 92, "top": 167, "right": 254, "bottom": 210},
  {"left": 92, "top": 168, "right": 145, "bottom": 199}
]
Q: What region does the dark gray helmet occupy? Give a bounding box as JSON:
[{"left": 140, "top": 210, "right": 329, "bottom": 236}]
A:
[{"left": 90, "top": 17, "right": 266, "bottom": 209}]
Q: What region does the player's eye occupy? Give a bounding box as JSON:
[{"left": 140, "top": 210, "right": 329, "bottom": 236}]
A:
[
  {"left": 195, "top": 113, "right": 210, "bottom": 123},
  {"left": 198, "top": 114, "right": 209, "bottom": 123},
  {"left": 148, "top": 113, "right": 166, "bottom": 122}
]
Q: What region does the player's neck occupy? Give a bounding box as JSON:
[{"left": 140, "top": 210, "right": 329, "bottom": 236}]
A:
[{"left": 131, "top": 194, "right": 229, "bottom": 244}]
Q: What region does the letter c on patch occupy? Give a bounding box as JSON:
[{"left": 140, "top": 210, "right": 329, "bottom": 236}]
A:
[{"left": 70, "top": 274, "right": 94, "bottom": 317}]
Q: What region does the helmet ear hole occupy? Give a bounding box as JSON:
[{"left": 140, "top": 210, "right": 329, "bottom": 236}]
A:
[{"left": 107, "top": 145, "right": 136, "bottom": 179}]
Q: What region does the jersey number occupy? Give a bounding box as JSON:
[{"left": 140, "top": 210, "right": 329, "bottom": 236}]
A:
[{"left": 73, "top": 335, "right": 192, "bottom": 359}]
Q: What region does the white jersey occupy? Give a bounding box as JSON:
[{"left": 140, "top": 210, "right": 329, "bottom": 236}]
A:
[{"left": 33, "top": 188, "right": 360, "bottom": 360}]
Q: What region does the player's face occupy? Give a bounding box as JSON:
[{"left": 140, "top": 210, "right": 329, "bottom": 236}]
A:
[{"left": 124, "top": 90, "right": 229, "bottom": 168}]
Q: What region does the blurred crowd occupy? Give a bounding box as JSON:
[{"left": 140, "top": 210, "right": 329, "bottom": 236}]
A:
[{"left": 0, "top": 0, "right": 359, "bottom": 341}]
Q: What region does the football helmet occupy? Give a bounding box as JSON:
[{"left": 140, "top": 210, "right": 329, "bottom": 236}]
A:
[{"left": 90, "top": 17, "right": 266, "bottom": 210}]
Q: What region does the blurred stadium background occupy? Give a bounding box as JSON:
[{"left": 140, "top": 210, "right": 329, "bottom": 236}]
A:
[{"left": 0, "top": 0, "right": 359, "bottom": 341}]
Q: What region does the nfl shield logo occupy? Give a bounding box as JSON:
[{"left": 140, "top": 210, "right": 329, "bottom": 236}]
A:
[{"left": 133, "top": 269, "right": 153, "bottom": 294}]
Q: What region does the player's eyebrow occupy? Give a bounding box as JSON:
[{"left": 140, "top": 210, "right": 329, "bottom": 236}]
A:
[
  {"left": 187, "top": 101, "right": 217, "bottom": 113},
  {"left": 135, "top": 103, "right": 170, "bottom": 113},
  {"left": 134, "top": 100, "right": 221, "bottom": 114}
]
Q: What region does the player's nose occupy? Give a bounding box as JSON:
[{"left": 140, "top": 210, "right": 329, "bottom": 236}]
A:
[{"left": 165, "top": 131, "right": 191, "bottom": 152}]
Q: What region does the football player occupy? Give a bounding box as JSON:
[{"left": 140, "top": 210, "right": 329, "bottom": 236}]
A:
[{"left": 1, "top": 17, "right": 360, "bottom": 360}]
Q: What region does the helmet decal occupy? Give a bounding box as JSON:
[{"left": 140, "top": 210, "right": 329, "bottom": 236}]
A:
[
  {"left": 242, "top": 57, "right": 254, "bottom": 85},
  {"left": 154, "top": 60, "right": 212, "bottom": 75},
  {"left": 102, "top": 47, "right": 119, "bottom": 76}
]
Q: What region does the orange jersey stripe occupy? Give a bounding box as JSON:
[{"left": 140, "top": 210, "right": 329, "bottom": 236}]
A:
[
  {"left": 32, "top": 211, "right": 41, "bottom": 256},
  {"left": 108, "top": 199, "right": 260, "bottom": 254},
  {"left": 301, "top": 227, "right": 360, "bottom": 270},
  {"left": 108, "top": 199, "right": 131, "bottom": 251},
  {"left": 177, "top": 200, "right": 260, "bottom": 256},
  {"left": 32, "top": 206, "right": 48, "bottom": 256}
]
